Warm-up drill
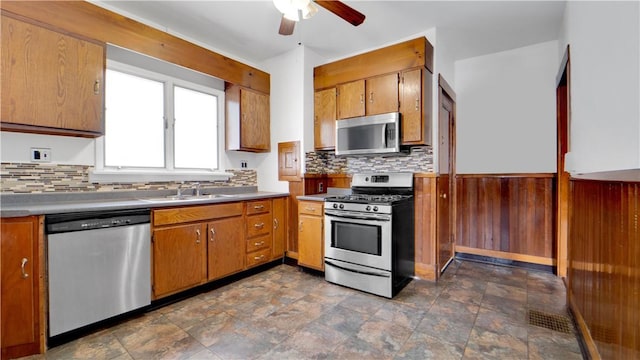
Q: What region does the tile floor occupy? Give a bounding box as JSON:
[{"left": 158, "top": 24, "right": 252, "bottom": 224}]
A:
[{"left": 23, "top": 260, "right": 583, "bottom": 359}]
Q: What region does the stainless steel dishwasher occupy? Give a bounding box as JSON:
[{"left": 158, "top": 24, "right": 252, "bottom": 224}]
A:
[{"left": 46, "top": 209, "right": 151, "bottom": 337}]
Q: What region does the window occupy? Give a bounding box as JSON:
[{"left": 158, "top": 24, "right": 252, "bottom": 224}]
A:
[{"left": 92, "top": 60, "right": 228, "bottom": 182}]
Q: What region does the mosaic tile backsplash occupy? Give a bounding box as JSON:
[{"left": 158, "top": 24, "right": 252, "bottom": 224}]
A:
[
  {"left": 305, "top": 146, "right": 434, "bottom": 174},
  {"left": 0, "top": 163, "right": 257, "bottom": 193}
]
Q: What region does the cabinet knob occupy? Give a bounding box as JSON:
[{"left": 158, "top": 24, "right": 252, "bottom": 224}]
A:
[
  {"left": 210, "top": 227, "right": 215, "bottom": 241},
  {"left": 273, "top": 218, "right": 279, "bottom": 229},
  {"left": 20, "top": 257, "right": 29, "bottom": 279},
  {"left": 196, "top": 229, "right": 201, "bottom": 243}
]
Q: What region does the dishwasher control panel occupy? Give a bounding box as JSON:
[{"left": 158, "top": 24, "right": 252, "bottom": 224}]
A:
[{"left": 46, "top": 209, "right": 150, "bottom": 234}]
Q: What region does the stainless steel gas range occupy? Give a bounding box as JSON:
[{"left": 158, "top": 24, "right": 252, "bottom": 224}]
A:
[{"left": 324, "top": 172, "right": 415, "bottom": 298}]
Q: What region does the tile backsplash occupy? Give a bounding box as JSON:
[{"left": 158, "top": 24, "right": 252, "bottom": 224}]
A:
[
  {"left": 0, "top": 163, "right": 256, "bottom": 193},
  {"left": 305, "top": 146, "right": 434, "bottom": 174}
]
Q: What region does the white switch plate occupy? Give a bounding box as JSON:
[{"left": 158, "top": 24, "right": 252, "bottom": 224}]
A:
[{"left": 30, "top": 148, "right": 51, "bottom": 163}]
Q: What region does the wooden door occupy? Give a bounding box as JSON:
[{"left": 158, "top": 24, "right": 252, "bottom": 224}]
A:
[
  {"left": 207, "top": 216, "right": 245, "bottom": 281},
  {"left": 152, "top": 223, "right": 206, "bottom": 298},
  {"left": 437, "top": 77, "right": 456, "bottom": 273},
  {"left": 337, "top": 79, "right": 365, "bottom": 119},
  {"left": 1, "top": 15, "right": 104, "bottom": 134},
  {"left": 365, "top": 73, "right": 399, "bottom": 116},
  {"left": 271, "top": 197, "right": 287, "bottom": 260},
  {"left": 556, "top": 46, "right": 571, "bottom": 278},
  {"left": 240, "top": 88, "right": 270, "bottom": 151},
  {"left": 314, "top": 88, "right": 336, "bottom": 150},
  {"left": 1, "top": 216, "right": 44, "bottom": 359},
  {"left": 298, "top": 213, "right": 324, "bottom": 271}
]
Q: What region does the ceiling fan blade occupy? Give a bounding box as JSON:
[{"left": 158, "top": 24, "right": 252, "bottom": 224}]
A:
[
  {"left": 315, "top": 1, "right": 365, "bottom": 26},
  {"left": 279, "top": 16, "right": 296, "bottom": 35}
]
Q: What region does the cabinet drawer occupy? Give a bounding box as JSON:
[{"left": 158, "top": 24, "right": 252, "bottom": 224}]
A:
[
  {"left": 246, "top": 234, "right": 270, "bottom": 253},
  {"left": 246, "top": 213, "right": 272, "bottom": 237},
  {"left": 246, "top": 248, "right": 271, "bottom": 267},
  {"left": 153, "top": 202, "right": 243, "bottom": 226},
  {"left": 299, "top": 201, "right": 323, "bottom": 216},
  {"left": 246, "top": 200, "right": 271, "bottom": 215}
]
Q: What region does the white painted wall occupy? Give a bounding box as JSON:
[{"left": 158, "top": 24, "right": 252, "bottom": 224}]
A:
[
  {"left": 454, "top": 40, "right": 559, "bottom": 174},
  {"left": 558, "top": 1, "right": 640, "bottom": 174},
  {"left": 0, "top": 132, "right": 95, "bottom": 165}
]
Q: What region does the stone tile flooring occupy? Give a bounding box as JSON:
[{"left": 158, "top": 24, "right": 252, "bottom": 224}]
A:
[{"left": 23, "top": 260, "right": 583, "bottom": 359}]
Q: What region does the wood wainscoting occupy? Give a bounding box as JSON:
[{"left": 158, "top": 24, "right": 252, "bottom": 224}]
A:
[
  {"left": 455, "top": 174, "right": 555, "bottom": 266},
  {"left": 568, "top": 178, "right": 639, "bottom": 359}
]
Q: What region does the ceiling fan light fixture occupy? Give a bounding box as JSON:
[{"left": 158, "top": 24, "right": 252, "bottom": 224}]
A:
[{"left": 273, "top": 0, "right": 316, "bottom": 22}]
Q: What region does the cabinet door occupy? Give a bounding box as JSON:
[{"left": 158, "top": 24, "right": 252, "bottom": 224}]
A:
[
  {"left": 271, "top": 197, "right": 287, "bottom": 260},
  {"left": 1, "top": 216, "right": 43, "bottom": 359},
  {"left": 314, "top": 88, "right": 336, "bottom": 150},
  {"left": 208, "top": 217, "right": 245, "bottom": 281},
  {"left": 153, "top": 223, "right": 206, "bottom": 298},
  {"left": 1, "top": 15, "right": 104, "bottom": 135},
  {"left": 298, "top": 214, "right": 324, "bottom": 271},
  {"left": 400, "top": 68, "right": 432, "bottom": 145},
  {"left": 337, "top": 80, "right": 365, "bottom": 119},
  {"left": 365, "top": 73, "right": 399, "bottom": 116},
  {"left": 240, "top": 88, "right": 270, "bottom": 151}
]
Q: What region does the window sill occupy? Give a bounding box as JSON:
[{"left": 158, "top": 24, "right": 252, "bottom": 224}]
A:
[{"left": 88, "top": 169, "right": 233, "bottom": 184}]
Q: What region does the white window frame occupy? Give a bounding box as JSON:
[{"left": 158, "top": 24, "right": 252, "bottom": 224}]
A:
[{"left": 90, "top": 60, "right": 230, "bottom": 183}]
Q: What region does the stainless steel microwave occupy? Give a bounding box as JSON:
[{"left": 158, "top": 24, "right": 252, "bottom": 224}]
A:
[{"left": 335, "top": 112, "right": 402, "bottom": 156}]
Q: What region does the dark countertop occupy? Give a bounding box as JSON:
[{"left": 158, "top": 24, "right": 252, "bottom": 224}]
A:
[{"left": 0, "top": 187, "right": 289, "bottom": 218}]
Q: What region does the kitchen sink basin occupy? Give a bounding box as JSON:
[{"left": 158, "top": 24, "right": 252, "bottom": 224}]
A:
[{"left": 139, "top": 194, "right": 238, "bottom": 202}]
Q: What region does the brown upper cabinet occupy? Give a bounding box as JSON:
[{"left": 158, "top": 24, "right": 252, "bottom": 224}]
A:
[
  {"left": 226, "top": 84, "right": 271, "bottom": 153},
  {"left": 400, "top": 68, "right": 432, "bottom": 146},
  {"left": 314, "top": 89, "right": 336, "bottom": 150},
  {"left": 336, "top": 73, "right": 399, "bottom": 120},
  {"left": 1, "top": 14, "right": 105, "bottom": 137}
]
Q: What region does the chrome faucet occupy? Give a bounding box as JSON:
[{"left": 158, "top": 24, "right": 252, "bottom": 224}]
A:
[{"left": 176, "top": 181, "right": 187, "bottom": 197}]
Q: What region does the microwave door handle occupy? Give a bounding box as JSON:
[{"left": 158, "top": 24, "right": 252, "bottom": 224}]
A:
[{"left": 381, "top": 124, "right": 387, "bottom": 147}]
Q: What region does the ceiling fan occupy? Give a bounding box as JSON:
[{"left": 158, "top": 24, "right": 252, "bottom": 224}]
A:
[{"left": 273, "top": 0, "right": 366, "bottom": 36}]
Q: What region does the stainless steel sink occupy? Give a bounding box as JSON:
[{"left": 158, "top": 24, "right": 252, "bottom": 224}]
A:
[{"left": 139, "top": 194, "right": 238, "bottom": 202}]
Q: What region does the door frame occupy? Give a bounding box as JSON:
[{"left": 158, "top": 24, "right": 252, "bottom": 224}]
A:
[
  {"left": 555, "top": 45, "right": 571, "bottom": 278},
  {"left": 437, "top": 74, "right": 457, "bottom": 273}
]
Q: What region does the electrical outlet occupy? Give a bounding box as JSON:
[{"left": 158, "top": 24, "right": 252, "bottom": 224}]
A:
[
  {"left": 30, "top": 148, "right": 51, "bottom": 163},
  {"left": 241, "top": 160, "right": 248, "bottom": 168}
]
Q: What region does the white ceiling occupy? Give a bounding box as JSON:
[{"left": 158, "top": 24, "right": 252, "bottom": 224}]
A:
[{"left": 95, "top": 0, "right": 566, "bottom": 66}]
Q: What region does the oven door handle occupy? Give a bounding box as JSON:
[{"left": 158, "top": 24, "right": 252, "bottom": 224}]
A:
[
  {"left": 324, "top": 260, "right": 391, "bottom": 278},
  {"left": 324, "top": 211, "right": 391, "bottom": 222}
]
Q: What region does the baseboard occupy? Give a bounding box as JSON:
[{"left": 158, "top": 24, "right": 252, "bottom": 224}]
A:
[
  {"left": 455, "top": 252, "right": 554, "bottom": 273},
  {"left": 568, "top": 292, "right": 602, "bottom": 360}
]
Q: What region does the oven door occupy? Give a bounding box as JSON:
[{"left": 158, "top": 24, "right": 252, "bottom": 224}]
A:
[{"left": 324, "top": 209, "right": 392, "bottom": 271}]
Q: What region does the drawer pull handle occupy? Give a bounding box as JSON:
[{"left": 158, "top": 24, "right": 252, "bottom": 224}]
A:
[
  {"left": 369, "top": 91, "right": 374, "bottom": 103},
  {"left": 254, "top": 241, "right": 265, "bottom": 246},
  {"left": 305, "top": 207, "right": 316, "bottom": 212},
  {"left": 273, "top": 219, "right": 279, "bottom": 229},
  {"left": 94, "top": 80, "right": 100, "bottom": 95},
  {"left": 415, "top": 98, "right": 420, "bottom": 111},
  {"left": 299, "top": 221, "right": 303, "bottom": 231},
  {"left": 254, "top": 222, "right": 265, "bottom": 229},
  {"left": 210, "top": 227, "right": 215, "bottom": 241},
  {"left": 254, "top": 205, "right": 264, "bottom": 210},
  {"left": 254, "top": 255, "right": 265, "bottom": 261},
  {"left": 196, "top": 229, "right": 201, "bottom": 244},
  {"left": 21, "top": 258, "right": 29, "bottom": 279}
]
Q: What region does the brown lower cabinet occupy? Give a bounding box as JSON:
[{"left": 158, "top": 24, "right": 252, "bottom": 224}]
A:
[
  {"left": 1, "top": 216, "right": 45, "bottom": 359},
  {"left": 151, "top": 198, "right": 287, "bottom": 299},
  {"left": 297, "top": 200, "right": 324, "bottom": 271}
]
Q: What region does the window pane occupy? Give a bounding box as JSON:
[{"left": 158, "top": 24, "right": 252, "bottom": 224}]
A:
[
  {"left": 174, "top": 86, "right": 218, "bottom": 169},
  {"left": 105, "top": 70, "right": 165, "bottom": 167}
]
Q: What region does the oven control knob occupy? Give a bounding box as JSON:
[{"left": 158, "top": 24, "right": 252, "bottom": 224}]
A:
[
  {"left": 339, "top": 204, "right": 344, "bottom": 209},
  {"left": 373, "top": 206, "right": 379, "bottom": 212},
  {"left": 333, "top": 203, "right": 338, "bottom": 209},
  {"left": 366, "top": 205, "right": 371, "bottom": 211}
]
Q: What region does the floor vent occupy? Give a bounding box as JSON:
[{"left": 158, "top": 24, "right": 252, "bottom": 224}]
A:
[{"left": 528, "top": 309, "right": 572, "bottom": 334}]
